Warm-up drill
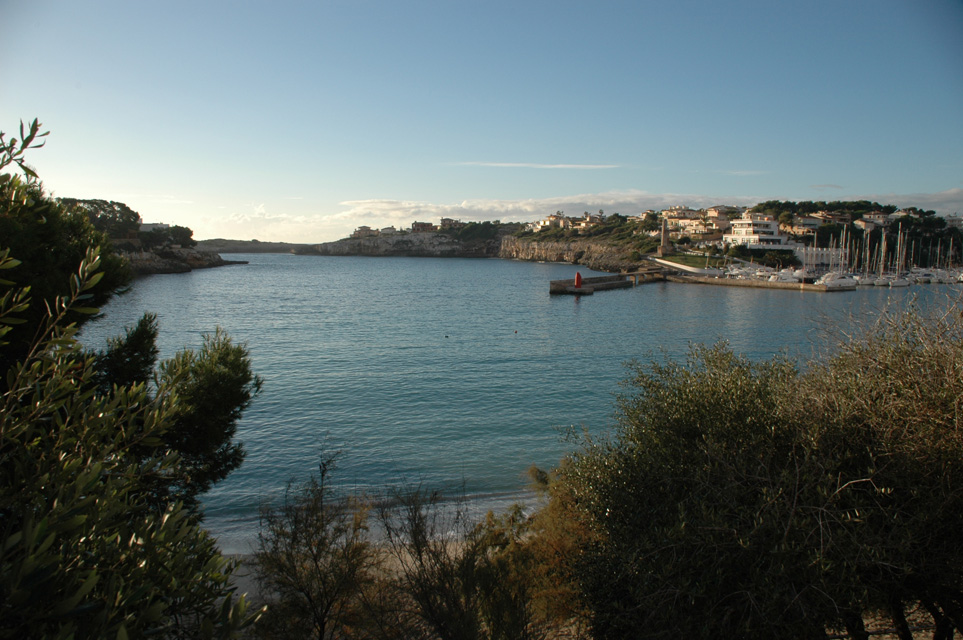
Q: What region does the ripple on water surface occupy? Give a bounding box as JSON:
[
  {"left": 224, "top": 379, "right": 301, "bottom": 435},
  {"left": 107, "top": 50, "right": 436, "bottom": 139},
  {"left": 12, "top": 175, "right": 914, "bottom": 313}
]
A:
[{"left": 78, "top": 254, "right": 956, "bottom": 552}]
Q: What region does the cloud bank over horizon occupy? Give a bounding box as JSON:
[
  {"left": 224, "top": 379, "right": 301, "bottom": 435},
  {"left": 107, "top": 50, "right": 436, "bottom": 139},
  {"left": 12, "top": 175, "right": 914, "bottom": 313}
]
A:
[{"left": 192, "top": 188, "right": 963, "bottom": 244}]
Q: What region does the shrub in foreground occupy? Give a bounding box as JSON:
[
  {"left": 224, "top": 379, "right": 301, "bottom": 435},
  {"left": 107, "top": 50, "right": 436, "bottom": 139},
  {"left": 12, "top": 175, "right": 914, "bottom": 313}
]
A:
[
  {"left": 0, "top": 249, "right": 259, "bottom": 638},
  {"left": 544, "top": 297, "right": 963, "bottom": 639}
]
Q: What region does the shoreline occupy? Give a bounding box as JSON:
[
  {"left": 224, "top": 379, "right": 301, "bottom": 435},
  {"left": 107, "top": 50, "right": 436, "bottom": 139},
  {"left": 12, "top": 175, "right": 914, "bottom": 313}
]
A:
[{"left": 209, "top": 488, "right": 541, "bottom": 557}]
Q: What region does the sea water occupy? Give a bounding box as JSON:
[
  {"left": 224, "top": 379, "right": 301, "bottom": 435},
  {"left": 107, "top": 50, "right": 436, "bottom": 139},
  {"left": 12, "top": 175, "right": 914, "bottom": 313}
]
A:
[{"left": 77, "top": 254, "right": 957, "bottom": 552}]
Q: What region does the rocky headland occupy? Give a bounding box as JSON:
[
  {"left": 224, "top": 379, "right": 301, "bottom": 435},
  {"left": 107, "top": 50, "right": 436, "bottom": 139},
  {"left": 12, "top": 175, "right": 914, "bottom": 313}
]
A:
[
  {"left": 118, "top": 246, "right": 246, "bottom": 275},
  {"left": 196, "top": 239, "right": 311, "bottom": 254},
  {"left": 300, "top": 233, "right": 642, "bottom": 272},
  {"left": 301, "top": 231, "right": 501, "bottom": 259},
  {"left": 498, "top": 236, "right": 641, "bottom": 272}
]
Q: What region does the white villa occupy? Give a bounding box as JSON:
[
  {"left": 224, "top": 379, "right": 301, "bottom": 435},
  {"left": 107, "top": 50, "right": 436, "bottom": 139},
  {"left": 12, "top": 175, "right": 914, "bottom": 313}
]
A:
[
  {"left": 529, "top": 213, "right": 571, "bottom": 232},
  {"left": 529, "top": 212, "right": 604, "bottom": 233},
  {"left": 723, "top": 213, "right": 797, "bottom": 249},
  {"left": 659, "top": 206, "right": 734, "bottom": 234},
  {"left": 724, "top": 212, "right": 852, "bottom": 270}
]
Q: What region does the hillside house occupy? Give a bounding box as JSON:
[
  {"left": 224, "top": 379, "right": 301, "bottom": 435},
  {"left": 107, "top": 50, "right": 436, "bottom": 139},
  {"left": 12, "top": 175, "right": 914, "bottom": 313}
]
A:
[
  {"left": 574, "top": 212, "right": 603, "bottom": 233},
  {"left": 530, "top": 213, "right": 571, "bottom": 232},
  {"left": 786, "top": 215, "right": 821, "bottom": 235},
  {"left": 812, "top": 211, "right": 852, "bottom": 225},
  {"left": 723, "top": 213, "right": 797, "bottom": 248},
  {"left": 439, "top": 218, "right": 467, "bottom": 230},
  {"left": 351, "top": 226, "right": 378, "bottom": 238}
]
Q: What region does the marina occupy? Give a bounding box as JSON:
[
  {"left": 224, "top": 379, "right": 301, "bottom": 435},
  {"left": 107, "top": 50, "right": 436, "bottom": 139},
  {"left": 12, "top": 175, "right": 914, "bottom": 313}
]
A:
[{"left": 552, "top": 259, "right": 962, "bottom": 295}]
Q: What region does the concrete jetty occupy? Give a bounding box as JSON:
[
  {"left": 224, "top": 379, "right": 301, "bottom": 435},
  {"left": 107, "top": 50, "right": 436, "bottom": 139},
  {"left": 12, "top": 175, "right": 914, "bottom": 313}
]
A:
[
  {"left": 550, "top": 274, "right": 633, "bottom": 295},
  {"left": 550, "top": 266, "right": 667, "bottom": 295},
  {"left": 665, "top": 274, "right": 838, "bottom": 292}
]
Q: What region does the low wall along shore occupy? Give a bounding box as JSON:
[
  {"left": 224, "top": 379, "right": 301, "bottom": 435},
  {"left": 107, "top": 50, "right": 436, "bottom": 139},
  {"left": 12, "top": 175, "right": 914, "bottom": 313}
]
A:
[{"left": 666, "top": 274, "right": 837, "bottom": 292}]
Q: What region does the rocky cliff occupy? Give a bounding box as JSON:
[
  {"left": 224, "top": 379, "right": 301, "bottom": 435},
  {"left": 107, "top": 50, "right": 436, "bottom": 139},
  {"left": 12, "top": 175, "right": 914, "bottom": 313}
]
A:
[
  {"left": 497, "top": 237, "right": 641, "bottom": 272},
  {"left": 121, "top": 247, "right": 244, "bottom": 275},
  {"left": 303, "top": 233, "right": 642, "bottom": 272},
  {"left": 304, "top": 232, "right": 501, "bottom": 258}
]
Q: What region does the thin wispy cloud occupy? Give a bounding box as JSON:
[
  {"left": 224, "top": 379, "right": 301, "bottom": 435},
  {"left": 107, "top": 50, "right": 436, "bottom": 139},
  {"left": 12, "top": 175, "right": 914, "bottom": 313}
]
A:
[
  {"left": 193, "top": 189, "right": 962, "bottom": 245},
  {"left": 811, "top": 184, "right": 844, "bottom": 190},
  {"left": 454, "top": 161, "right": 620, "bottom": 170},
  {"left": 717, "top": 170, "right": 768, "bottom": 177},
  {"left": 332, "top": 191, "right": 762, "bottom": 229},
  {"left": 227, "top": 203, "right": 311, "bottom": 225}
]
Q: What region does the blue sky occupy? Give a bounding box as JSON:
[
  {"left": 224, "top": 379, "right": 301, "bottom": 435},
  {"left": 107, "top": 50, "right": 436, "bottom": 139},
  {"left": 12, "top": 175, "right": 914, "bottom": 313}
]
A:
[{"left": 2, "top": 0, "right": 961, "bottom": 242}]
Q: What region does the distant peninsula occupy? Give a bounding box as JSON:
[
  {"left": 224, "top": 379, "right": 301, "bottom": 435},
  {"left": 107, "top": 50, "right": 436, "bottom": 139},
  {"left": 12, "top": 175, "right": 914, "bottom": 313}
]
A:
[
  {"left": 297, "top": 220, "right": 650, "bottom": 273},
  {"left": 196, "top": 239, "right": 312, "bottom": 254},
  {"left": 293, "top": 202, "right": 963, "bottom": 273},
  {"left": 60, "top": 199, "right": 248, "bottom": 275},
  {"left": 68, "top": 198, "right": 962, "bottom": 276}
]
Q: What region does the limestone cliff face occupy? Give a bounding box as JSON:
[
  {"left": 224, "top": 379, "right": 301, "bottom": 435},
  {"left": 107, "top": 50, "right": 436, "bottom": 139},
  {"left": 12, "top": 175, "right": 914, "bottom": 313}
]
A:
[
  {"left": 497, "top": 237, "right": 639, "bottom": 272},
  {"left": 305, "top": 233, "right": 642, "bottom": 272},
  {"left": 309, "top": 232, "right": 500, "bottom": 258},
  {"left": 122, "top": 247, "right": 242, "bottom": 275}
]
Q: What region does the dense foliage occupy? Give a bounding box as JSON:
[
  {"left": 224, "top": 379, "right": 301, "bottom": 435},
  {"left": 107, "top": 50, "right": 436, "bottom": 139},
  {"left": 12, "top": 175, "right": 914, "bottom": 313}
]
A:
[
  {"left": 440, "top": 221, "right": 525, "bottom": 243},
  {"left": 0, "top": 248, "right": 259, "bottom": 638},
  {"left": 59, "top": 198, "right": 143, "bottom": 238},
  {"left": 1, "top": 120, "right": 262, "bottom": 637},
  {"left": 546, "top": 299, "right": 963, "bottom": 639},
  {"left": 139, "top": 223, "right": 197, "bottom": 249},
  {"left": 60, "top": 197, "right": 198, "bottom": 250},
  {"left": 751, "top": 199, "right": 900, "bottom": 218},
  {"left": 0, "top": 129, "right": 129, "bottom": 373}
]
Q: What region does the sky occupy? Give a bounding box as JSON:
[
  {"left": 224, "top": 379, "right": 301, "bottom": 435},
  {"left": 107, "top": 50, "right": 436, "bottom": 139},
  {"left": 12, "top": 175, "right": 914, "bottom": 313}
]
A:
[{"left": 1, "top": 0, "right": 962, "bottom": 243}]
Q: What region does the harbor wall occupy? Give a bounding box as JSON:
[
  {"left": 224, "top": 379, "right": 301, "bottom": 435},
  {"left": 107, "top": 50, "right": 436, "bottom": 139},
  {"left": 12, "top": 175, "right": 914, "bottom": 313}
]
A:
[{"left": 666, "top": 274, "right": 832, "bottom": 292}]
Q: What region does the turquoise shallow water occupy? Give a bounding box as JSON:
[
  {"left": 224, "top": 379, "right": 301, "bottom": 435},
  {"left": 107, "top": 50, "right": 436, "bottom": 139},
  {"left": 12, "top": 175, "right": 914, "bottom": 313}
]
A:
[{"left": 78, "top": 254, "right": 958, "bottom": 552}]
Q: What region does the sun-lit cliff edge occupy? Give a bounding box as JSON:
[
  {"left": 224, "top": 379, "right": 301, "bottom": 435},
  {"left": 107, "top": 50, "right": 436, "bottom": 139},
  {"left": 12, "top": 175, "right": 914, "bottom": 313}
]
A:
[
  {"left": 498, "top": 236, "right": 642, "bottom": 272},
  {"left": 298, "top": 233, "right": 643, "bottom": 272}
]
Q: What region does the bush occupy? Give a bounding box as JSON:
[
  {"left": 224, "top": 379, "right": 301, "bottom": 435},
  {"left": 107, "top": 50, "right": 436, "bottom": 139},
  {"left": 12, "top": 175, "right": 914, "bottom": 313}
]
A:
[
  {"left": 253, "top": 455, "right": 376, "bottom": 640},
  {"left": 0, "top": 248, "right": 259, "bottom": 638},
  {"left": 0, "top": 119, "right": 262, "bottom": 638},
  {"left": 543, "top": 297, "right": 963, "bottom": 639}
]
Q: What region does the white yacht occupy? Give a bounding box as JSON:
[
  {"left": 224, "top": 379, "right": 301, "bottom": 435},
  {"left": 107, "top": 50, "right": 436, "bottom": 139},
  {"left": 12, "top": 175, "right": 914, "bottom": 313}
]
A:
[{"left": 815, "top": 272, "right": 857, "bottom": 290}]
